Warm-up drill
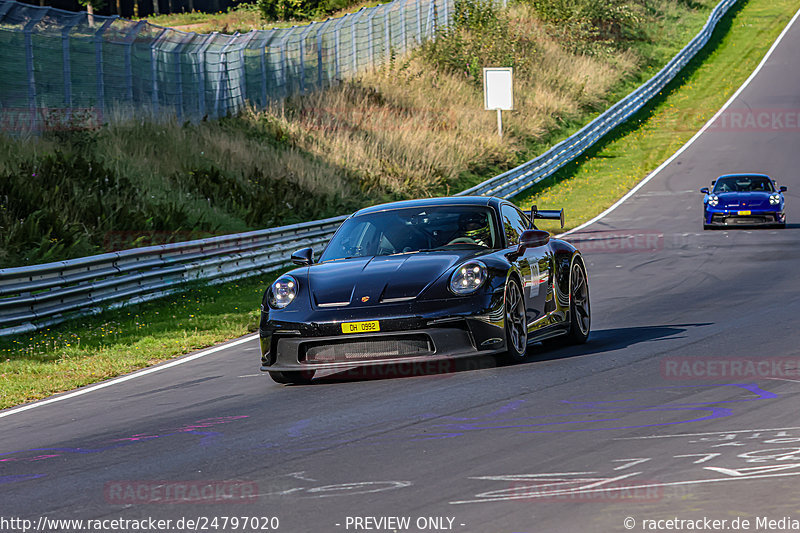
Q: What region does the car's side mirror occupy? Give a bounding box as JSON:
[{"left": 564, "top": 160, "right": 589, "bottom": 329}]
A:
[
  {"left": 711, "top": 180, "right": 716, "bottom": 185},
  {"left": 700, "top": 187, "right": 710, "bottom": 194},
  {"left": 291, "top": 247, "right": 314, "bottom": 266},
  {"left": 780, "top": 186, "right": 788, "bottom": 192},
  {"left": 518, "top": 230, "right": 550, "bottom": 253}
]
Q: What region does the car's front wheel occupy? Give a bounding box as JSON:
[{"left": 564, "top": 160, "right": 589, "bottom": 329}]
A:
[
  {"left": 565, "top": 260, "right": 590, "bottom": 344},
  {"left": 269, "top": 370, "right": 315, "bottom": 385},
  {"left": 500, "top": 278, "right": 528, "bottom": 364}
]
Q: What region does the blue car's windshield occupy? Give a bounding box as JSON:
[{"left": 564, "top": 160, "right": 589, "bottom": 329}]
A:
[
  {"left": 713, "top": 175, "right": 775, "bottom": 193},
  {"left": 320, "top": 206, "right": 498, "bottom": 262}
]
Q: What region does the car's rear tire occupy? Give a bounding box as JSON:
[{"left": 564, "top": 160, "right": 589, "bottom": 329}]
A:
[
  {"left": 499, "top": 279, "right": 528, "bottom": 364},
  {"left": 269, "top": 370, "right": 315, "bottom": 385}
]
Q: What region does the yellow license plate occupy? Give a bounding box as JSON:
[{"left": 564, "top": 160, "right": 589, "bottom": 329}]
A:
[
  {"left": 341, "top": 320, "right": 380, "bottom": 334},
  {"left": 738, "top": 210, "right": 751, "bottom": 215}
]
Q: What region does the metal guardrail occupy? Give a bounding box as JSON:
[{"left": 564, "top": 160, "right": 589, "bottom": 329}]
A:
[
  {"left": 0, "top": 0, "right": 737, "bottom": 336},
  {"left": 0, "top": 215, "right": 347, "bottom": 336}
]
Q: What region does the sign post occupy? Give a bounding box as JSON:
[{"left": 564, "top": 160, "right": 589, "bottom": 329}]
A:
[{"left": 483, "top": 67, "right": 513, "bottom": 137}]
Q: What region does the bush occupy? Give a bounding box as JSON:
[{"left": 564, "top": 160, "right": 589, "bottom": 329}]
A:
[
  {"left": 422, "top": 0, "right": 532, "bottom": 82},
  {"left": 525, "top": 0, "right": 643, "bottom": 52}
]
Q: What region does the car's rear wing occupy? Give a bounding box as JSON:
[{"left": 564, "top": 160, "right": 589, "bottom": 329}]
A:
[{"left": 529, "top": 205, "right": 564, "bottom": 228}]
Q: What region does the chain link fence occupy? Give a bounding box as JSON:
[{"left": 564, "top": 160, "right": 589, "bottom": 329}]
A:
[{"left": 0, "top": 0, "right": 456, "bottom": 131}]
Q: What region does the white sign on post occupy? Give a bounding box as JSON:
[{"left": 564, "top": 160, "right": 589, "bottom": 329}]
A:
[{"left": 483, "top": 67, "right": 513, "bottom": 137}]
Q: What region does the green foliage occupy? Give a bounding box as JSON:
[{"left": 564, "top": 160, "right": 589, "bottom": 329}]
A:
[
  {"left": 422, "top": 0, "right": 531, "bottom": 82},
  {"left": 525, "top": 0, "right": 644, "bottom": 53},
  {"left": 255, "top": 0, "right": 355, "bottom": 21}
]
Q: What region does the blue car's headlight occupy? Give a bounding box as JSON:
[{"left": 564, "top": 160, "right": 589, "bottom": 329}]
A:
[
  {"left": 269, "top": 275, "right": 298, "bottom": 309},
  {"left": 450, "top": 261, "right": 487, "bottom": 295},
  {"left": 708, "top": 194, "right": 719, "bottom": 207},
  {"left": 770, "top": 193, "right": 781, "bottom": 205}
]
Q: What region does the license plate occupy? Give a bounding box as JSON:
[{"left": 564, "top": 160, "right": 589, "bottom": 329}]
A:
[
  {"left": 341, "top": 320, "right": 380, "bottom": 334},
  {"left": 738, "top": 210, "right": 751, "bottom": 215}
]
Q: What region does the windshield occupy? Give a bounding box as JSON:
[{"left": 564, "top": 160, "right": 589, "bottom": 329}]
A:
[
  {"left": 320, "top": 206, "right": 498, "bottom": 262},
  {"left": 713, "top": 175, "right": 774, "bottom": 193}
]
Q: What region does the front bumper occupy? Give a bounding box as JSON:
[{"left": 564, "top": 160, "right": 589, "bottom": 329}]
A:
[
  {"left": 704, "top": 207, "right": 785, "bottom": 226},
  {"left": 260, "top": 293, "right": 506, "bottom": 372}
]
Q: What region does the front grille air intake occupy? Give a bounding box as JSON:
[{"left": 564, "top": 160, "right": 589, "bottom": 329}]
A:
[{"left": 304, "top": 335, "right": 433, "bottom": 363}]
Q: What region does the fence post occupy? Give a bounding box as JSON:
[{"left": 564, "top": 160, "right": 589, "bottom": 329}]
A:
[
  {"left": 215, "top": 34, "right": 238, "bottom": 117},
  {"left": 333, "top": 15, "right": 347, "bottom": 82},
  {"left": 124, "top": 21, "right": 145, "bottom": 103},
  {"left": 259, "top": 36, "right": 268, "bottom": 107},
  {"left": 317, "top": 19, "right": 335, "bottom": 90},
  {"left": 383, "top": 5, "right": 390, "bottom": 66},
  {"left": 173, "top": 37, "right": 188, "bottom": 121},
  {"left": 351, "top": 9, "right": 366, "bottom": 75},
  {"left": 298, "top": 23, "right": 315, "bottom": 94},
  {"left": 234, "top": 31, "right": 257, "bottom": 110},
  {"left": 61, "top": 13, "right": 81, "bottom": 110},
  {"left": 94, "top": 17, "right": 117, "bottom": 115},
  {"left": 401, "top": 0, "right": 407, "bottom": 54},
  {"left": 23, "top": 10, "right": 46, "bottom": 122},
  {"left": 196, "top": 32, "right": 217, "bottom": 118},
  {"left": 416, "top": 0, "right": 421, "bottom": 44},
  {"left": 150, "top": 29, "right": 168, "bottom": 114},
  {"left": 366, "top": 8, "right": 379, "bottom": 67},
  {"left": 279, "top": 30, "right": 292, "bottom": 99}
]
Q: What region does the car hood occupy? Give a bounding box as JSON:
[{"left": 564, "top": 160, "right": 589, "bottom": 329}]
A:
[
  {"left": 307, "top": 250, "right": 481, "bottom": 307},
  {"left": 714, "top": 191, "right": 774, "bottom": 208}
]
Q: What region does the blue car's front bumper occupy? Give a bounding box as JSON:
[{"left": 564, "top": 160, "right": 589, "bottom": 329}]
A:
[{"left": 704, "top": 206, "right": 785, "bottom": 226}]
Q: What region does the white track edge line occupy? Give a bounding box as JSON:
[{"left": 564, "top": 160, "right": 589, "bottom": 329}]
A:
[
  {"left": 558, "top": 5, "right": 800, "bottom": 238},
  {"left": 0, "top": 333, "right": 259, "bottom": 420}
]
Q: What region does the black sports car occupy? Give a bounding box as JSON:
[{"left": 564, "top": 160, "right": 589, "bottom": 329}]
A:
[{"left": 259, "top": 196, "right": 590, "bottom": 384}]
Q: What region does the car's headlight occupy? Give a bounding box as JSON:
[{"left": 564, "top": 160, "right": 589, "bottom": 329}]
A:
[
  {"left": 450, "top": 261, "right": 487, "bottom": 295},
  {"left": 708, "top": 194, "right": 719, "bottom": 207},
  {"left": 268, "top": 275, "right": 298, "bottom": 309},
  {"left": 770, "top": 193, "right": 781, "bottom": 205}
]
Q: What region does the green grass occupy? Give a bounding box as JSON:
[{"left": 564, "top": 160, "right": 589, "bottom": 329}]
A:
[
  {"left": 516, "top": 0, "right": 800, "bottom": 233},
  {"left": 0, "top": 277, "right": 270, "bottom": 409},
  {"left": 2, "top": 0, "right": 798, "bottom": 409}
]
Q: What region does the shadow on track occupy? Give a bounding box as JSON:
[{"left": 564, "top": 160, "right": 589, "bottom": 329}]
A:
[
  {"left": 529, "top": 323, "right": 713, "bottom": 363},
  {"left": 309, "top": 323, "right": 712, "bottom": 384}
]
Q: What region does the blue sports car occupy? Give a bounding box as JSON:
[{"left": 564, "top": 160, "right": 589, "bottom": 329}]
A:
[{"left": 701, "top": 173, "right": 787, "bottom": 229}]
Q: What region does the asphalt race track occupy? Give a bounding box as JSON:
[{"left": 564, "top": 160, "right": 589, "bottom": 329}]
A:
[{"left": 3, "top": 12, "right": 800, "bottom": 533}]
